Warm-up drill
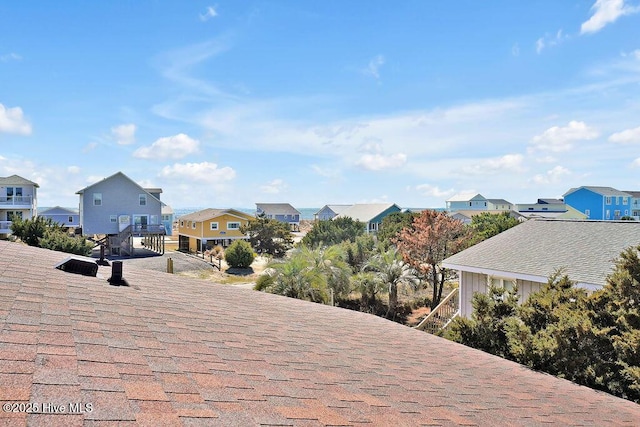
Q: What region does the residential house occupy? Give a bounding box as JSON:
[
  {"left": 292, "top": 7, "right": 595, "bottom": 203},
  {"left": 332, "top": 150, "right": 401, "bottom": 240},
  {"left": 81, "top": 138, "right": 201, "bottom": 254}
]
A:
[
  {"left": 0, "top": 174, "right": 38, "bottom": 237},
  {"left": 177, "top": 208, "right": 254, "bottom": 252},
  {"left": 161, "top": 203, "right": 175, "bottom": 236},
  {"left": 3, "top": 240, "right": 640, "bottom": 424},
  {"left": 76, "top": 172, "right": 165, "bottom": 255},
  {"left": 446, "top": 193, "right": 513, "bottom": 212},
  {"left": 442, "top": 219, "right": 640, "bottom": 318},
  {"left": 563, "top": 186, "right": 632, "bottom": 220},
  {"left": 516, "top": 198, "right": 587, "bottom": 220},
  {"left": 623, "top": 191, "right": 640, "bottom": 219},
  {"left": 334, "top": 203, "right": 402, "bottom": 234},
  {"left": 314, "top": 204, "right": 352, "bottom": 221},
  {"left": 39, "top": 206, "right": 80, "bottom": 229},
  {"left": 256, "top": 203, "right": 301, "bottom": 231}
]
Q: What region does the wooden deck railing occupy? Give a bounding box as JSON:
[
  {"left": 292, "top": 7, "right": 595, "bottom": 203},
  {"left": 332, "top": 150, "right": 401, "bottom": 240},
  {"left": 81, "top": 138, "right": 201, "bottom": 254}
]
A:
[{"left": 414, "top": 288, "right": 460, "bottom": 334}]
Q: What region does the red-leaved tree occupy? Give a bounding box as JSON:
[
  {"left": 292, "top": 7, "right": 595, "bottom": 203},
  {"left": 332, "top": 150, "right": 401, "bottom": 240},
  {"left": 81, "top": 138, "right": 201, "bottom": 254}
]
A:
[{"left": 396, "top": 210, "right": 469, "bottom": 309}]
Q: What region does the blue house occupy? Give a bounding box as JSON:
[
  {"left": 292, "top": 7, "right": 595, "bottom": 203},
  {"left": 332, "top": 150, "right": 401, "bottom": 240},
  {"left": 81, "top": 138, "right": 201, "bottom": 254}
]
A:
[
  {"left": 256, "top": 203, "right": 301, "bottom": 231},
  {"left": 314, "top": 204, "right": 352, "bottom": 221},
  {"left": 563, "top": 186, "right": 632, "bottom": 220},
  {"left": 39, "top": 206, "right": 80, "bottom": 229}
]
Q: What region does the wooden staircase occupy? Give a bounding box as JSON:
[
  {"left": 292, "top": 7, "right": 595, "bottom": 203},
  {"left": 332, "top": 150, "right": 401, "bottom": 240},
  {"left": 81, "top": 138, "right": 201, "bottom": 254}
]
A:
[{"left": 414, "top": 289, "right": 460, "bottom": 335}]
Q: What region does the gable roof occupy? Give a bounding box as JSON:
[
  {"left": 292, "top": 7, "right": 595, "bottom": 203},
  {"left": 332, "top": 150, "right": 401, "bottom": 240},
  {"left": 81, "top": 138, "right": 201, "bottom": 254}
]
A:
[
  {"left": 0, "top": 174, "right": 39, "bottom": 187},
  {"left": 335, "top": 203, "right": 400, "bottom": 223},
  {"left": 315, "top": 204, "right": 352, "bottom": 216},
  {"left": 564, "top": 186, "right": 632, "bottom": 198},
  {"left": 446, "top": 193, "right": 485, "bottom": 202},
  {"left": 75, "top": 171, "right": 161, "bottom": 203},
  {"left": 178, "top": 208, "right": 253, "bottom": 222},
  {"left": 255, "top": 203, "right": 301, "bottom": 215},
  {"left": 486, "top": 198, "right": 512, "bottom": 205},
  {"left": 1, "top": 240, "right": 639, "bottom": 424},
  {"left": 443, "top": 219, "right": 640, "bottom": 289},
  {"left": 39, "top": 206, "right": 79, "bottom": 215}
]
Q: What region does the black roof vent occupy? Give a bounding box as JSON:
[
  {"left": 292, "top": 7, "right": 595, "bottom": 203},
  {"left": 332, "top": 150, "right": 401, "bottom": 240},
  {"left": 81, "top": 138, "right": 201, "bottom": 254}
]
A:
[{"left": 55, "top": 257, "right": 99, "bottom": 277}]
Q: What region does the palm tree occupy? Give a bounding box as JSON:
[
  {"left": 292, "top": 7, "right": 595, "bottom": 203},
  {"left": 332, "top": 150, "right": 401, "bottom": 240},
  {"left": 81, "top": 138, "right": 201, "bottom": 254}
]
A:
[
  {"left": 265, "top": 254, "right": 329, "bottom": 303},
  {"left": 298, "top": 245, "right": 351, "bottom": 301},
  {"left": 363, "top": 247, "right": 418, "bottom": 319}
]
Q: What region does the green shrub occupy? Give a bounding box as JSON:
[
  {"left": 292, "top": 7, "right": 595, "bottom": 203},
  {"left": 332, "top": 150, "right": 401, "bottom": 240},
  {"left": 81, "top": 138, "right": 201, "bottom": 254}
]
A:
[
  {"left": 39, "top": 231, "right": 93, "bottom": 256},
  {"left": 225, "top": 240, "right": 255, "bottom": 269}
]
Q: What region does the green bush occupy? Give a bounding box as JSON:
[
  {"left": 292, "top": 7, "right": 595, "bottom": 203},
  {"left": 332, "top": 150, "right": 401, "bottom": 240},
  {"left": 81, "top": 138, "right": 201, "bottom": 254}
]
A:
[
  {"left": 224, "top": 240, "right": 255, "bottom": 269},
  {"left": 39, "top": 231, "right": 93, "bottom": 256}
]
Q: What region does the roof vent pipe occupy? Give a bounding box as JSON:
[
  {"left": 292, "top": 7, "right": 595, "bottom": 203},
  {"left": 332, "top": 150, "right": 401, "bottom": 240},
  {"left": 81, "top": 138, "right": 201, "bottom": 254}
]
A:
[{"left": 108, "top": 261, "right": 128, "bottom": 286}]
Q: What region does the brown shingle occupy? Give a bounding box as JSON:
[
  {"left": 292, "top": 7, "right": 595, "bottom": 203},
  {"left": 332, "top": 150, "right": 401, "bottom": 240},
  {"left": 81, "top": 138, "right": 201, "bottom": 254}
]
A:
[{"left": 0, "top": 240, "right": 639, "bottom": 425}]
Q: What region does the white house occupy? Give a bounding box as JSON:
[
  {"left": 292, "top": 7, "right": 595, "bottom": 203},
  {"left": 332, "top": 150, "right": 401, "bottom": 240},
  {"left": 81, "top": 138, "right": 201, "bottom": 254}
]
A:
[
  {"left": 442, "top": 219, "right": 640, "bottom": 318},
  {"left": 0, "top": 174, "right": 39, "bottom": 237},
  {"left": 334, "top": 203, "right": 402, "bottom": 234},
  {"left": 446, "top": 193, "right": 513, "bottom": 212}
]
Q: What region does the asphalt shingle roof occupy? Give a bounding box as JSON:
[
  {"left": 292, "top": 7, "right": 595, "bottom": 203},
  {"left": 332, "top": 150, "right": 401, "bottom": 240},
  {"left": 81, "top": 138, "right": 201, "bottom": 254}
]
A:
[
  {"left": 335, "top": 203, "right": 397, "bottom": 223},
  {"left": 443, "top": 219, "right": 640, "bottom": 287},
  {"left": 1, "top": 240, "right": 639, "bottom": 425},
  {"left": 255, "top": 203, "right": 301, "bottom": 216},
  {"left": 0, "top": 174, "right": 39, "bottom": 188}
]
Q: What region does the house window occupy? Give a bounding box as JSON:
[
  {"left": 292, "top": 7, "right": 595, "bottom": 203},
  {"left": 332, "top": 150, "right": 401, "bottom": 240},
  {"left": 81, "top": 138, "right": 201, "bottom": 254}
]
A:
[
  {"left": 585, "top": 209, "right": 590, "bottom": 218},
  {"left": 180, "top": 220, "right": 184, "bottom": 227},
  {"left": 606, "top": 210, "right": 611, "bottom": 219},
  {"left": 93, "top": 193, "right": 102, "bottom": 206},
  {"left": 227, "top": 222, "right": 240, "bottom": 230},
  {"left": 192, "top": 222, "right": 196, "bottom": 229},
  {"left": 625, "top": 210, "right": 629, "bottom": 216},
  {"left": 488, "top": 276, "right": 516, "bottom": 297},
  {"left": 139, "top": 194, "right": 147, "bottom": 206},
  {"left": 210, "top": 222, "right": 219, "bottom": 231},
  {"left": 614, "top": 210, "right": 621, "bottom": 219},
  {"left": 7, "top": 211, "right": 22, "bottom": 221},
  {"left": 110, "top": 215, "right": 117, "bottom": 223},
  {"left": 68, "top": 216, "right": 73, "bottom": 222},
  {"left": 605, "top": 196, "right": 612, "bottom": 205},
  {"left": 623, "top": 197, "right": 629, "bottom": 205}
]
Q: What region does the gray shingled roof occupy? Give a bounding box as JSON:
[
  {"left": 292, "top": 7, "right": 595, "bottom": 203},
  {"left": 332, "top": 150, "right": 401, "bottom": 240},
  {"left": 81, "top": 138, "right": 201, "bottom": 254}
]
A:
[
  {"left": 443, "top": 219, "right": 640, "bottom": 288},
  {"left": 564, "top": 186, "right": 632, "bottom": 197},
  {"left": 255, "top": 203, "right": 301, "bottom": 215},
  {"left": 335, "top": 203, "right": 398, "bottom": 222},
  {"left": 0, "top": 174, "right": 39, "bottom": 187},
  {"left": 1, "top": 240, "right": 640, "bottom": 424}
]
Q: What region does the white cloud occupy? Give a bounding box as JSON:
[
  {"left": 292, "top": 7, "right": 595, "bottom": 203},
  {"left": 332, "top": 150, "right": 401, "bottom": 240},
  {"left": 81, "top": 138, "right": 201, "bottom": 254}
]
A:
[
  {"left": 535, "top": 29, "right": 568, "bottom": 54},
  {"left": 363, "top": 54, "right": 385, "bottom": 80},
  {"left": 260, "top": 179, "right": 286, "bottom": 194},
  {"left": 200, "top": 6, "right": 218, "bottom": 22},
  {"left": 416, "top": 184, "right": 454, "bottom": 198},
  {"left": 0, "top": 52, "right": 21, "bottom": 62},
  {"left": 530, "top": 121, "right": 599, "bottom": 152},
  {"left": 531, "top": 165, "right": 571, "bottom": 184},
  {"left": 356, "top": 152, "right": 407, "bottom": 171},
  {"left": 111, "top": 123, "right": 136, "bottom": 145},
  {"left": 609, "top": 126, "right": 640, "bottom": 143},
  {"left": 133, "top": 133, "right": 200, "bottom": 159},
  {"left": 462, "top": 154, "right": 524, "bottom": 175},
  {"left": 581, "top": 0, "right": 639, "bottom": 34},
  {"left": 0, "top": 103, "right": 31, "bottom": 135},
  {"left": 632, "top": 158, "right": 640, "bottom": 168},
  {"left": 67, "top": 166, "right": 81, "bottom": 174},
  {"left": 160, "top": 161, "right": 235, "bottom": 183}
]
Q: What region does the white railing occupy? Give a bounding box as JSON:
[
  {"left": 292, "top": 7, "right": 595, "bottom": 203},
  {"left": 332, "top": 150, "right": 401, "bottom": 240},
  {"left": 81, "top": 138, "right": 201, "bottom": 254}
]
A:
[
  {"left": 414, "top": 288, "right": 460, "bottom": 334},
  {"left": 0, "top": 195, "right": 33, "bottom": 206}
]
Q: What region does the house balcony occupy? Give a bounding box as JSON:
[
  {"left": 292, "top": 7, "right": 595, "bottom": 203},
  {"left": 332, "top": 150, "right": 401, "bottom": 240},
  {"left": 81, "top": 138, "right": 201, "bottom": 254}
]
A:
[{"left": 0, "top": 196, "right": 34, "bottom": 209}]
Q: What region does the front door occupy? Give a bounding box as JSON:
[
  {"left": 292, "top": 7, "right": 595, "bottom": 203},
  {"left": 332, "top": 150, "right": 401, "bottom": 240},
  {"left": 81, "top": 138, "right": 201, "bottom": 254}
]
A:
[{"left": 133, "top": 215, "right": 148, "bottom": 232}]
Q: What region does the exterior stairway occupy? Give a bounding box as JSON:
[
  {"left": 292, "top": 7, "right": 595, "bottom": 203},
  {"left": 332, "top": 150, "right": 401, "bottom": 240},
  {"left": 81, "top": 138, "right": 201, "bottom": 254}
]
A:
[
  {"left": 414, "top": 288, "right": 460, "bottom": 335},
  {"left": 107, "top": 224, "right": 166, "bottom": 256}
]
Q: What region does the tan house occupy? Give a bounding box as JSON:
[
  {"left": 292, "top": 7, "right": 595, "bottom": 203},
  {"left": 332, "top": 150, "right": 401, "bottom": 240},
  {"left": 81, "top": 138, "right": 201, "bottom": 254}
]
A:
[{"left": 178, "top": 208, "right": 254, "bottom": 252}]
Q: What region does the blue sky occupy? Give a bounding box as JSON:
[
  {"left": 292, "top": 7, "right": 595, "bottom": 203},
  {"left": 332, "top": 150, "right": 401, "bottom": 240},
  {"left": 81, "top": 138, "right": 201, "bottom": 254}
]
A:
[{"left": 2, "top": 1, "right": 640, "bottom": 210}]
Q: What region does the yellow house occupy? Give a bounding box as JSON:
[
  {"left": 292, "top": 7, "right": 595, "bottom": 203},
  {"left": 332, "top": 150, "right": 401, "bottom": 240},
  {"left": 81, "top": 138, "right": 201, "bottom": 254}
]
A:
[{"left": 177, "top": 208, "right": 254, "bottom": 252}]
